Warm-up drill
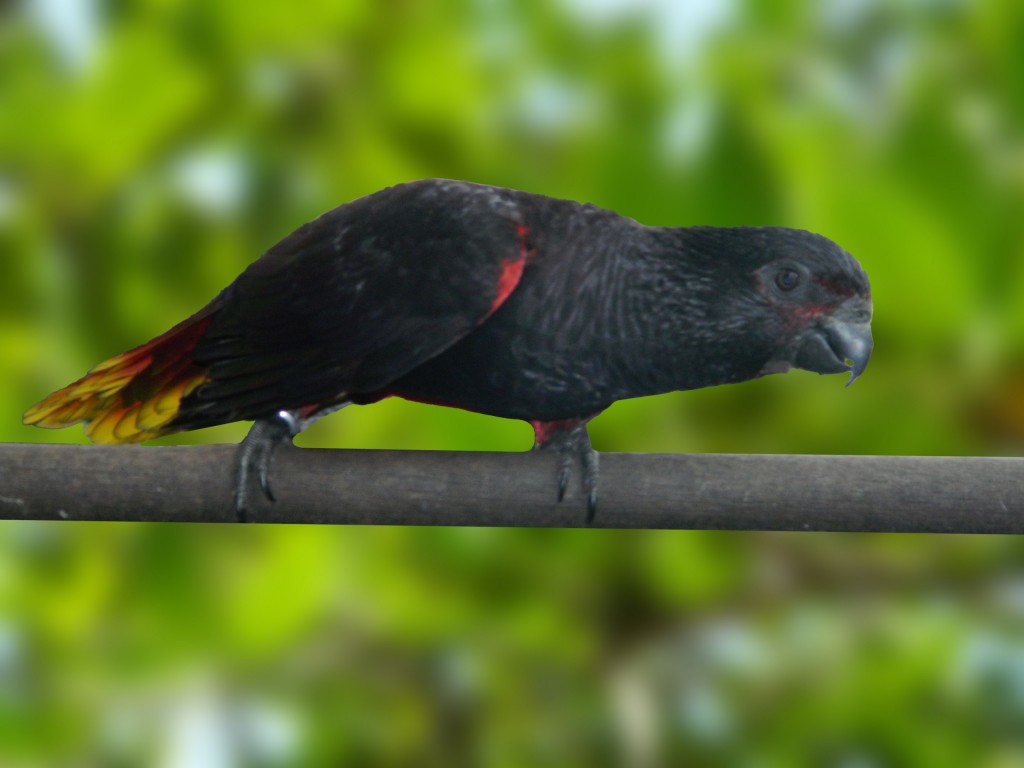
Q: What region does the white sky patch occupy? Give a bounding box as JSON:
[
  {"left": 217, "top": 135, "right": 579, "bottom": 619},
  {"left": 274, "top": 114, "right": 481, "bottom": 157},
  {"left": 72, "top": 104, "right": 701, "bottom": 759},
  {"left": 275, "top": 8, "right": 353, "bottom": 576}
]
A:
[
  {"left": 652, "top": 0, "right": 737, "bottom": 67},
  {"left": 662, "top": 93, "right": 716, "bottom": 164},
  {"left": 160, "top": 679, "right": 233, "bottom": 768},
  {"left": 158, "top": 680, "right": 300, "bottom": 768},
  {"left": 557, "top": 0, "right": 736, "bottom": 164},
  {"left": 29, "top": 0, "right": 101, "bottom": 71},
  {"left": 560, "top": 0, "right": 736, "bottom": 66},
  {"left": 171, "top": 149, "right": 249, "bottom": 217},
  {"left": 519, "top": 76, "right": 602, "bottom": 132},
  {"left": 676, "top": 682, "right": 734, "bottom": 745},
  {"left": 236, "top": 702, "right": 301, "bottom": 763}
]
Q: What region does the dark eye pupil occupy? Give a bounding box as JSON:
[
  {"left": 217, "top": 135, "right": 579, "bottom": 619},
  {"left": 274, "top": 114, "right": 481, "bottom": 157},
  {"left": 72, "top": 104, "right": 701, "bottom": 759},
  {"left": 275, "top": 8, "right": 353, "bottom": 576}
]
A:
[{"left": 776, "top": 269, "right": 799, "bottom": 291}]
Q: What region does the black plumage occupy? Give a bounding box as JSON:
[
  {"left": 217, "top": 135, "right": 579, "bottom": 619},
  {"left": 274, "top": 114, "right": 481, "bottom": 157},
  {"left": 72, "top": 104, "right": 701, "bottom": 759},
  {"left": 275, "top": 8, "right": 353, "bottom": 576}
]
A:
[{"left": 24, "top": 179, "right": 873, "bottom": 520}]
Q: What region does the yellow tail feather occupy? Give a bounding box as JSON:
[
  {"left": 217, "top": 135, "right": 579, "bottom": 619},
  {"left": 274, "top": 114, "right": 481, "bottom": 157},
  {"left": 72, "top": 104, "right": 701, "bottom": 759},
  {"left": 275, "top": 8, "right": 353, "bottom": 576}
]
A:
[{"left": 24, "top": 312, "right": 215, "bottom": 444}]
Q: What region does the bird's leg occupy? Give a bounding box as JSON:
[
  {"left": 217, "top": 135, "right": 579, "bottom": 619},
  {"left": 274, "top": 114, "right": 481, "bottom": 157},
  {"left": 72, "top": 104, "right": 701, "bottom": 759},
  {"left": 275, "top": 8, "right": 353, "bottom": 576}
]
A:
[
  {"left": 234, "top": 411, "right": 298, "bottom": 522},
  {"left": 234, "top": 402, "right": 349, "bottom": 522},
  {"left": 530, "top": 417, "right": 601, "bottom": 524}
]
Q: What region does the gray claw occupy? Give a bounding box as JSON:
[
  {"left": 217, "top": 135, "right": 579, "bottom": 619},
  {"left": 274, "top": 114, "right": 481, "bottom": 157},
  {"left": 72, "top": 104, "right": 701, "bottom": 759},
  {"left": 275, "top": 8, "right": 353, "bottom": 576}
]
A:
[
  {"left": 258, "top": 461, "right": 276, "bottom": 503},
  {"left": 531, "top": 418, "right": 602, "bottom": 524},
  {"left": 557, "top": 455, "right": 573, "bottom": 502},
  {"left": 583, "top": 450, "right": 600, "bottom": 524}
]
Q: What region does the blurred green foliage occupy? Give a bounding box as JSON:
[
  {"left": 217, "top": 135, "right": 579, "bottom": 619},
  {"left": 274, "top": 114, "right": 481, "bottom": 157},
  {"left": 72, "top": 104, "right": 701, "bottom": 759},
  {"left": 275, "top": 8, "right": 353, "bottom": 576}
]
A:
[{"left": 4, "top": 0, "right": 1024, "bottom": 764}]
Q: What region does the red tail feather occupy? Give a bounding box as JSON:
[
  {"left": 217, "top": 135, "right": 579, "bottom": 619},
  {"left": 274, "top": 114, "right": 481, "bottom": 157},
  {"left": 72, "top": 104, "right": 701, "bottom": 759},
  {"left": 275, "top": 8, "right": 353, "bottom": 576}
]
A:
[{"left": 23, "top": 307, "right": 218, "bottom": 443}]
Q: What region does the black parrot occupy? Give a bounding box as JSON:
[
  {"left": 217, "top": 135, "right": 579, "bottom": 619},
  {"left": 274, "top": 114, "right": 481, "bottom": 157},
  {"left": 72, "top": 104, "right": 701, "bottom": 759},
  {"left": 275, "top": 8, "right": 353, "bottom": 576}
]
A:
[{"left": 24, "top": 179, "right": 874, "bottom": 520}]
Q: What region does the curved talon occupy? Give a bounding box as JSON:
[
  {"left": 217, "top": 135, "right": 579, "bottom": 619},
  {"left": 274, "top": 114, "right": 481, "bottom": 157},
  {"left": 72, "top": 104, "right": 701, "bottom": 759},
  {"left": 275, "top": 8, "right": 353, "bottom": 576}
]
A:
[
  {"left": 234, "top": 412, "right": 298, "bottom": 522},
  {"left": 583, "top": 450, "right": 600, "bottom": 524},
  {"left": 233, "top": 462, "right": 252, "bottom": 523},
  {"left": 257, "top": 459, "right": 277, "bottom": 503},
  {"left": 557, "top": 455, "right": 573, "bottom": 502}
]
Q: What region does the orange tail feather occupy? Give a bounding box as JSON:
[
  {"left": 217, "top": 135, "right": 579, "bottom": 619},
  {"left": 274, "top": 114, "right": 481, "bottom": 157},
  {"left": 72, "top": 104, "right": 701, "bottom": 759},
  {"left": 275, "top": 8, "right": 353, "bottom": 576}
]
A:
[{"left": 24, "top": 309, "right": 218, "bottom": 444}]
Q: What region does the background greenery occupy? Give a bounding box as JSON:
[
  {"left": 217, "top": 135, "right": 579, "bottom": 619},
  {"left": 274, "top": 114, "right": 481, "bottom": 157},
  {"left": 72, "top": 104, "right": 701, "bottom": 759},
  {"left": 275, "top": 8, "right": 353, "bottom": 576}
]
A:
[{"left": 3, "top": 0, "right": 1024, "bottom": 764}]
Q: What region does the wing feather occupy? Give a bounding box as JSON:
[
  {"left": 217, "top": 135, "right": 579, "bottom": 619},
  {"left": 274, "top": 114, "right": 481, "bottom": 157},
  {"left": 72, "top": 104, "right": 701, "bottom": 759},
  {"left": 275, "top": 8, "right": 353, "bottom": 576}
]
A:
[{"left": 172, "top": 180, "right": 531, "bottom": 427}]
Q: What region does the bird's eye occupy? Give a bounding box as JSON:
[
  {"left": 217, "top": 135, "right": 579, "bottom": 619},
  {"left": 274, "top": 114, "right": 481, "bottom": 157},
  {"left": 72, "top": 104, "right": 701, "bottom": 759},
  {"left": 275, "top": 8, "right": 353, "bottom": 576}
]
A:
[{"left": 775, "top": 268, "right": 800, "bottom": 292}]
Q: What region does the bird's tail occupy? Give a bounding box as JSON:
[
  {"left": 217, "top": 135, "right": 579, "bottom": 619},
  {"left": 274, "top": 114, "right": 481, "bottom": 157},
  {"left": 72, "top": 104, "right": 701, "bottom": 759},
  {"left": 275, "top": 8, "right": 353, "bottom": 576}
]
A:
[{"left": 23, "top": 303, "right": 221, "bottom": 444}]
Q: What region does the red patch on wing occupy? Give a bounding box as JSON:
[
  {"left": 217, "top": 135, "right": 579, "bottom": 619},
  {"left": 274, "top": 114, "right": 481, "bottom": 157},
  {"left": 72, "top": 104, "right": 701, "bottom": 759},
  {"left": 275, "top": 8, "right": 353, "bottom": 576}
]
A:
[
  {"left": 488, "top": 223, "right": 532, "bottom": 314},
  {"left": 491, "top": 257, "right": 525, "bottom": 313}
]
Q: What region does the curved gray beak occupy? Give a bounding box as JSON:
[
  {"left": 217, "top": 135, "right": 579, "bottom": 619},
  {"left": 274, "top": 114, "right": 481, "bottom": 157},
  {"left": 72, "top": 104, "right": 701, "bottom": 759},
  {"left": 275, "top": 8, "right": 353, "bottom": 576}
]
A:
[{"left": 784, "top": 299, "right": 873, "bottom": 386}]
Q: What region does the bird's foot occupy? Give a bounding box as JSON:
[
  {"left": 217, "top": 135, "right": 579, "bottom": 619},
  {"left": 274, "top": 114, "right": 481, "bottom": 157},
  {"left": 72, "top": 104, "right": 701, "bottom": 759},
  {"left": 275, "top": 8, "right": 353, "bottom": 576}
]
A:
[
  {"left": 234, "top": 411, "right": 299, "bottom": 522},
  {"left": 530, "top": 418, "right": 600, "bottom": 524}
]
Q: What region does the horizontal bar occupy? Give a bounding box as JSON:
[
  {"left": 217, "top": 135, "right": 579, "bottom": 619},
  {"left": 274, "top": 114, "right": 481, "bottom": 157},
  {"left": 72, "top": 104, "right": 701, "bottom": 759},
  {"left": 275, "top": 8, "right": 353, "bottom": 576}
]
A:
[{"left": 0, "top": 443, "right": 1022, "bottom": 532}]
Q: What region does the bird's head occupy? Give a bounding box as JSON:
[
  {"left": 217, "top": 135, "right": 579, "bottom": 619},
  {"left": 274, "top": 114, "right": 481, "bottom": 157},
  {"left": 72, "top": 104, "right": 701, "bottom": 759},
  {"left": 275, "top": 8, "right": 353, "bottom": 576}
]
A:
[{"left": 745, "top": 228, "right": 873, "bottom": 385}]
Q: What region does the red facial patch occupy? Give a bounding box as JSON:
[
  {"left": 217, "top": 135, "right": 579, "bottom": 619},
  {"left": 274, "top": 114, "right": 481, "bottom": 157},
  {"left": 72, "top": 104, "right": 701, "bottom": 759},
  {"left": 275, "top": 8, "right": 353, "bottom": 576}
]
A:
[
  {"left": 790, "top": 304, "right": 829, "bottom": 319},
  {"left": 813, "top": 276, "right": 857, "bottom": 298}
]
